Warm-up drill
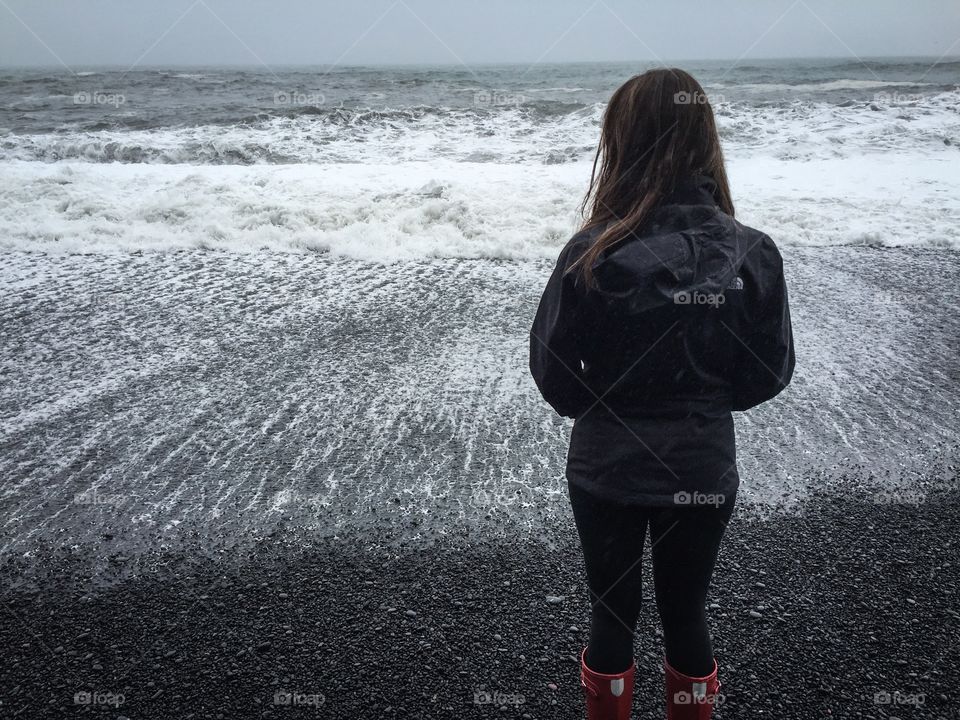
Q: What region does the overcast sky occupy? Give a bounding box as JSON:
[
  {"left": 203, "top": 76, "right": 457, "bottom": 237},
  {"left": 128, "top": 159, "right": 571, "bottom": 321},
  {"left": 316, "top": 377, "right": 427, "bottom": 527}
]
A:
[{"left": 1, "top": 0, "right": 957, "bottom": 68}]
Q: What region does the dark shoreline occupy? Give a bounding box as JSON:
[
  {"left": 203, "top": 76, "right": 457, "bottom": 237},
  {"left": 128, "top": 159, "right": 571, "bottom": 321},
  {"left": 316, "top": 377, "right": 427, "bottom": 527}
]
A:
[{"left": 2, "top": 489, "right": 957, "bottom": 719}]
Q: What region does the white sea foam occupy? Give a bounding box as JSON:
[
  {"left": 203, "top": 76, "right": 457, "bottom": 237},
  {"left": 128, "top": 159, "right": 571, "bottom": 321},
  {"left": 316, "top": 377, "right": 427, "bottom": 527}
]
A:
[
  {"left": 725, "top": 79, "right": 936, "bottom": 92},
  {"left": 1, "top": 153, "right": 956, "bottom": 259},
  {"left": 1, "top": 90, "right": 956, "bottom": 165}
]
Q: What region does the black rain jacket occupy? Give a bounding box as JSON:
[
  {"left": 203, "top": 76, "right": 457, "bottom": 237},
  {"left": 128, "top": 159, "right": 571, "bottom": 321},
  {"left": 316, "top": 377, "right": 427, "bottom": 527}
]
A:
[{"left": 529, "top": 174, "right": 795, "bottom": 505}]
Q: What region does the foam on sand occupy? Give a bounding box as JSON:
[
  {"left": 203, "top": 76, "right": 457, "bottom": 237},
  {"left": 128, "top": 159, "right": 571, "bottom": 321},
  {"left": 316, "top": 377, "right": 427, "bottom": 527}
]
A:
[{"left": 0, "top": 248, "right": 955, "bottom": 559}]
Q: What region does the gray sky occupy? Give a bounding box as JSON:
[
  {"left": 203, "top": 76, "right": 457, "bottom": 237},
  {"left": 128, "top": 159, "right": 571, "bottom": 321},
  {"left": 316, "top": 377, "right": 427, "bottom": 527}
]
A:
[{"left": 1, "top": 0, "right": 958, "bottom": 68}]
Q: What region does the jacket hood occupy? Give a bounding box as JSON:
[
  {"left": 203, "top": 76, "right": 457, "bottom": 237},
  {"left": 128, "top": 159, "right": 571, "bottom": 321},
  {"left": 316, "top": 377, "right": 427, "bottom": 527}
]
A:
[{"left": 588, "top": 175, "right": 750, "bottom": 314}]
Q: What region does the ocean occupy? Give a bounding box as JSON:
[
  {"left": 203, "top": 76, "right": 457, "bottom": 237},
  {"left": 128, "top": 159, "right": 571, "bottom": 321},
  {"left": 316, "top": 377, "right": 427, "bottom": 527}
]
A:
[
  {"left": 0, "top": 58, "right": 958, "bottom": 256},
  {"left": 0, "top": 58, "right": 958, "bottom": 566}
]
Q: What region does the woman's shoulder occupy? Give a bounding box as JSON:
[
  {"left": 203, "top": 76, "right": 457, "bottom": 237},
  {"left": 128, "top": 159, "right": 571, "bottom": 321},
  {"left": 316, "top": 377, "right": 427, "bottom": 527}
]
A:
[
  {"left": 552, "top": 225, "right": 602, "bottom": 269},
  {"left": 730, "top": 218, "right": 784, "bottom": 268},
  {"left": 565, "top": 224, "right": 603, "bottom": 252}
]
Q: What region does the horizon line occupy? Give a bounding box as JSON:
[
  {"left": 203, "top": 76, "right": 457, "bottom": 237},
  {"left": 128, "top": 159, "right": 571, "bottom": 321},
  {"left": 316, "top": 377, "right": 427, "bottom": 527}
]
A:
[{"left": 1, "top": 54, "right": 958, "bottom": 71}]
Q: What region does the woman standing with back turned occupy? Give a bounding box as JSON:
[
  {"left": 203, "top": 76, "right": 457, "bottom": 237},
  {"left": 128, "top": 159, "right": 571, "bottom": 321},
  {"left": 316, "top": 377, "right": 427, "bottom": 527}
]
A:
[{"left": 530, "top": 69, "right": 795, "bottom": 720}]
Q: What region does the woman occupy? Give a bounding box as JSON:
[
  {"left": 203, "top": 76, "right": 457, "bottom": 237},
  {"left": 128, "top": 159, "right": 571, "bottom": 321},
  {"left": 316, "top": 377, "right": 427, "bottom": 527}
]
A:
[{"left": 529, "top": 69, "right": 795, "bottom": 720}]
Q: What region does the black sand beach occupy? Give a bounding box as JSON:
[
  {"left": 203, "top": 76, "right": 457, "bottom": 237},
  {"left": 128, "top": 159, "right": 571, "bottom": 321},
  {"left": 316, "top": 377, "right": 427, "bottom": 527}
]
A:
[
  {"left": 2, "top": 489, "right": 958, "bottom": 719},
  {"left": 1, "top": 247, "right": 958, "bottom": 718}
]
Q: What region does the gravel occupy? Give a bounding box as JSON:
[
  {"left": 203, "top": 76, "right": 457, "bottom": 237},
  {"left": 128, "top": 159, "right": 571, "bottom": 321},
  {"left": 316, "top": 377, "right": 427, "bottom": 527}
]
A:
[{"left": 1, "top": 486, "right": 957, "bottom": 719}]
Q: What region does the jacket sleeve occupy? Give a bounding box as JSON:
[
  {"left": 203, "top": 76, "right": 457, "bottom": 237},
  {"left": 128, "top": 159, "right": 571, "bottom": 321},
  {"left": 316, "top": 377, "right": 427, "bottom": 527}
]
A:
[
  {"left": 731, "top": 244, "right": 796, "bottom": 412},
  {"left": 529, "top": 243, "right": 594, "bottom": 419}
]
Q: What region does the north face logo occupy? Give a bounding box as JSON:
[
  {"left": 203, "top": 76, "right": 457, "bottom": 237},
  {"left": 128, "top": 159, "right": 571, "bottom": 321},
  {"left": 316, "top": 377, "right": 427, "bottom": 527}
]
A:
[{"left": 726, "top": 276, "right": 744, "bottom": 290}]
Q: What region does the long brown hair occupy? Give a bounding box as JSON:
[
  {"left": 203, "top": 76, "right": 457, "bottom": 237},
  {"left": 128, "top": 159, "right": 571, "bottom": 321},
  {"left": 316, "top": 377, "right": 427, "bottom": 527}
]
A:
[{"left": 571, "top": 68, "right": 734, "bottom": 285}]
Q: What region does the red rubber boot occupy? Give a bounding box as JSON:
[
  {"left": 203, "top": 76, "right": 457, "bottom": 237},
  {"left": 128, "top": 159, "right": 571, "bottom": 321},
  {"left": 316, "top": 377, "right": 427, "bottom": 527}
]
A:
[
  {"left": 664, "top": 657, "right": 722, "bottom": 719},
  {"left": 580, "top": 648, "right": 635, "bottom": 719}
]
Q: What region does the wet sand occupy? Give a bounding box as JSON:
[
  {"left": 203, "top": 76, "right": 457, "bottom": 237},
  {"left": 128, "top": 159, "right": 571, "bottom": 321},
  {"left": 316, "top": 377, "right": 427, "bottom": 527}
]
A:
[{"left": 0, "top": 247, "right": 958, "bottom": 717}]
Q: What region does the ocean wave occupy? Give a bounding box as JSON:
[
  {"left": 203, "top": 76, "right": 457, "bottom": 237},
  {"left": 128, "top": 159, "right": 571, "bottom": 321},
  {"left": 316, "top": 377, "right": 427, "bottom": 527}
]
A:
[
  {"left": 819, "top": 59, "right": 960, "bottom": 74},
  {"left": 0, "top": 157, "right": 956, "bottom": 258},
  {"left": 1, "top": 91, "right": 957, "bottom": 166},
  {"left": 226, "top": 101, "right": 596, "bottom": 128},
  {"left": 525, "top": 87, "right": 589, "bottom": 93},
  {"left": 730, "top": 79, "right": 939, "bottom": 92},
  {"left": 0, "top": 103, "right": 606, "bottom": 165}
]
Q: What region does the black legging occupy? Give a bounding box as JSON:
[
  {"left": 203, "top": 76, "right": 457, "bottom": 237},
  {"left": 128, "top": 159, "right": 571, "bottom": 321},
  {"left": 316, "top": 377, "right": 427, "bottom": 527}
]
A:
[{"left": 569, "top": 481, "right": 734, "bottom": 676}]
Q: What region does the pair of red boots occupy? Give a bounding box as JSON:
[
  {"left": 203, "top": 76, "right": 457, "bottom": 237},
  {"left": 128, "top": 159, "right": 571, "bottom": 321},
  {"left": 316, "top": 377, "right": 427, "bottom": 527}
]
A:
[{"left": 580, "top": 649, "right": 722, "bottom": 719}]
